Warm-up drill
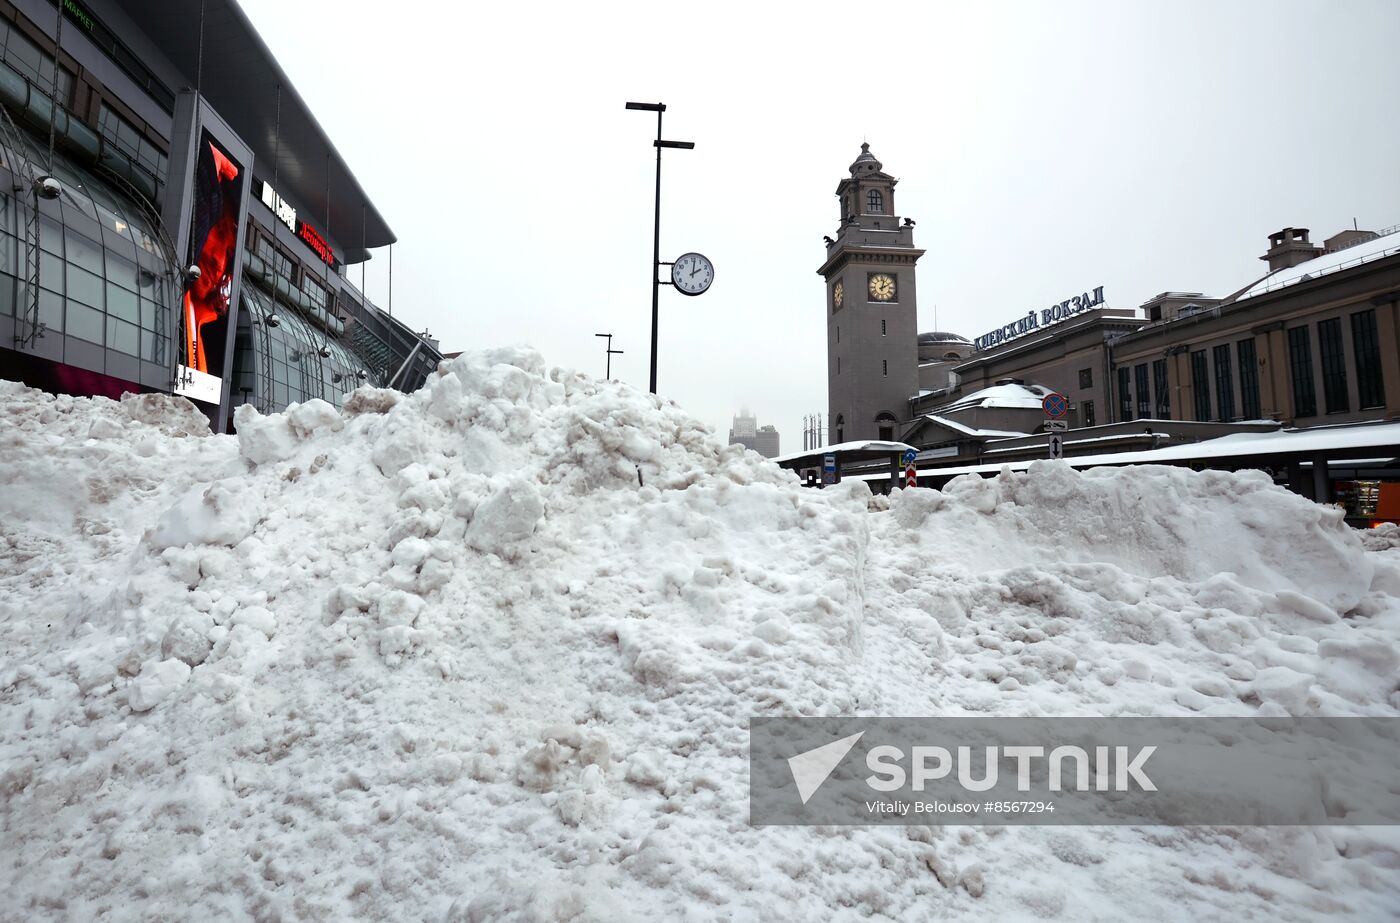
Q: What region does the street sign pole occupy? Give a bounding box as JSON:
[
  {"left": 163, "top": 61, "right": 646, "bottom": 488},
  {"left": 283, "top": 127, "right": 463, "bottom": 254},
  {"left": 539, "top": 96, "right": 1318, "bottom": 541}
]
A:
[
  {"left": 1042, "top": 392, "right": 1068, "bottom": 460},
  {"left": 902, "top": 448, "right": 918, "bottom": 488}
]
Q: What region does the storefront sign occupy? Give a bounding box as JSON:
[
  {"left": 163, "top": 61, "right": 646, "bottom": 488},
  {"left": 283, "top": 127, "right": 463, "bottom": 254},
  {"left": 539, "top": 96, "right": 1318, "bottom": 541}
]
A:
[
  {"left": 974, "top": 285, "right": 1105, "bottom": 351},
  {"left": 258, "top": 180, "right": 296, "bottom": 232},
  {"left": 257, "top": 179, "right": 340, "bottom": 270}
]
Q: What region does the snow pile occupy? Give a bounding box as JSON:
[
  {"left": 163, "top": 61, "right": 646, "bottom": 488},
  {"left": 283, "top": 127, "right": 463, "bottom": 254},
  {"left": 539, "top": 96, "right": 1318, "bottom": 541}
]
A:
[{"left": 3, "top": 351, "right": 1400, "bottom": 921}]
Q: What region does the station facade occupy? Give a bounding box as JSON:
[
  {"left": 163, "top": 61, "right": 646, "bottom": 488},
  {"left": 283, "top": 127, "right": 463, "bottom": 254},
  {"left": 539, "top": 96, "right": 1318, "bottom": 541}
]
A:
[
  {"left": 815, "top": 145, "right": 1400, "bottom": 516},
  {"left": 0, "top": 0, "right": 440, "bottom": 432}
]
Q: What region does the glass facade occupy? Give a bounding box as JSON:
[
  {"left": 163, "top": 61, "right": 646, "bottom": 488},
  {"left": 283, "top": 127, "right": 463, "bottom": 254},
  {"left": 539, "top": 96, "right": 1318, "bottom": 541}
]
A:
[
  {"left": 0, "top": 141, "right": 175, "bottom": 365},
  {"left": 0, "top": 19, "right": 72, "bottom": 105},
  {"left": 1238, "top": 338, "right": 1260, "bottom": 420},
  {"left": 236, "top": 283, "right": 375, "bottom": 412},
  {"left": 1287, "top": 326, "right": 1316, "bottom": 418},
  {"left": 1213, "top": 343, "right": 1234, "bottom": 421},
  {"left": 97, "top": 103, "right": 167, "bottom": 191},
  {"left": 1317, "top": 318, "right": 1349, "bottom": 414},
  {"left": 1352, "top": 309, "right": 1384, "bottom": 409}
]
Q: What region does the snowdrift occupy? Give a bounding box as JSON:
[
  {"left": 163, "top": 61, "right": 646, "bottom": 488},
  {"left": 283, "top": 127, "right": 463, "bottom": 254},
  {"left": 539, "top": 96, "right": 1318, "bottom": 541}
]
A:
[{"left": 2, "top": 351, "right": 1399, "bottom": 921}]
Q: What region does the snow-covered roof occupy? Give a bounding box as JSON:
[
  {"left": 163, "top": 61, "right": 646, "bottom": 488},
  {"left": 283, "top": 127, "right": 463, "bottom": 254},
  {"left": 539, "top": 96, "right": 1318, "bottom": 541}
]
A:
[
  {"left": 854, "top": 421, "right": 1400, "bottom": 481},
  {"left": 1236, "top": 229, "right": 1400, "bottom": 301},
  {"left": 932, "top": 382, "right": 1052, "bottom": 415},
  {"left": 918, "top": 414, "right": 1025, "bottom": 440},
  {"left": 771, "top": 440, "right": 915, "bottom": 465}
]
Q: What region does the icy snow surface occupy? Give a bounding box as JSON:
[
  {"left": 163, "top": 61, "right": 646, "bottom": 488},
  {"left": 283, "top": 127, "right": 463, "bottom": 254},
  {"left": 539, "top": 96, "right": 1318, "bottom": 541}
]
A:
[{"left": 2, "top": 352, "right": 1400, "bottom": 921}]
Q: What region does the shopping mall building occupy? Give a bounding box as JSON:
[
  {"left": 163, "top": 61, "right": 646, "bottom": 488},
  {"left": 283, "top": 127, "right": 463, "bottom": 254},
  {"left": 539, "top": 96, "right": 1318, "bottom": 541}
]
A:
[{"left": 0, "top": 0, "right": 441, "bottom": 432}]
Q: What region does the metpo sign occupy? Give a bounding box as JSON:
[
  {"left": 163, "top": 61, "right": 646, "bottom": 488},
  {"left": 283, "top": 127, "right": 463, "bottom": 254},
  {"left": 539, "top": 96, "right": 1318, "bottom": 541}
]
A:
[{"left": 975, "top": 285, "right": 1105, "bottom": 351}]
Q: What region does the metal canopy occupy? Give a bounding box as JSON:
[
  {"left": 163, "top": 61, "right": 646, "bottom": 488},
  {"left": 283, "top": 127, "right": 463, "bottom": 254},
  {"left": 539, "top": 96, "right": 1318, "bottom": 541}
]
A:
[{"left": 119, "top": 0, "right": 394, "bottom": 262}]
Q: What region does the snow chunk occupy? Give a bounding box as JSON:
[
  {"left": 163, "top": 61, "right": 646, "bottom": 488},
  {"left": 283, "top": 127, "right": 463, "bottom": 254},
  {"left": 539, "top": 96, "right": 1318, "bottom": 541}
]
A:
[
  {"left": 466, "top": 477, "right": 544, "bottom": 552},
  {"left": 146, "top": 480, "right": 261, "bottom": 549},
  {"left": 128, "top": 658, "right": 191, "bottom": 712}
]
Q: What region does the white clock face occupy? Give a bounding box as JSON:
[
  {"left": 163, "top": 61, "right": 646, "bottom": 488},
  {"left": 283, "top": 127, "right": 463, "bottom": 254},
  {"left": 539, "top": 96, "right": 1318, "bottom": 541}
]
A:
[{"left": 671, "top": 252, "right": 714, "bottom": 296}]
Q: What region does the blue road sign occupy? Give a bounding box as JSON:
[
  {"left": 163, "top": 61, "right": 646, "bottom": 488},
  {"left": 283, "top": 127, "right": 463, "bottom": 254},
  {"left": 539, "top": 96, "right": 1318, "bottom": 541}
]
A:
[
  {"left": 1042, "top": 392, "right": 1068, "bottom": 418},
  {"left": 902, "top": 449, "right": 918, "bottom": 464}
]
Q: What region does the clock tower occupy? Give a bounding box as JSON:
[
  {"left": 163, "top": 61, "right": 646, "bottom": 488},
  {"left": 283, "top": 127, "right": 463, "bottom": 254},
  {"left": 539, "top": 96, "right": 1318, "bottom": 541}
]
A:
[{"left": 817, "top": 143, "right": 924, "bottom": 445}]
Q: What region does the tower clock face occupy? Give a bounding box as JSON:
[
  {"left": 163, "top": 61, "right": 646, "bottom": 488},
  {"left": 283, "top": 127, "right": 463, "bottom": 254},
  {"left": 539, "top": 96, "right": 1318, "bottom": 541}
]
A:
[
  {"left": 833, "top": 280, "right": 844, "bottom": 309},
  {"left": 869, "top": 273, "right": 896, "bottom": 302}
]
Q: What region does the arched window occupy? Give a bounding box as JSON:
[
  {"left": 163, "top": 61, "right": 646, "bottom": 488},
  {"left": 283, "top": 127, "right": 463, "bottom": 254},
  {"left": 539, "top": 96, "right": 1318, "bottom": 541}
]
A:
[
  {"left": 867, "top": 189, "right": 883, "bottom": 213},
  {"left": 875, "top": 412, "right": 897, "bottom": 443}
]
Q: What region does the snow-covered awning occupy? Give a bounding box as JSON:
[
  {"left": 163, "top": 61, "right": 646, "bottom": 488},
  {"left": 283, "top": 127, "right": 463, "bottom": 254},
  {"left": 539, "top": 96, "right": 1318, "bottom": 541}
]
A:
[
  {"left": 851, "top": 421, "right": 1400, "bottom": 482},
  {"left": 772, "top": 440, "right": 915, "bottom": 466}
]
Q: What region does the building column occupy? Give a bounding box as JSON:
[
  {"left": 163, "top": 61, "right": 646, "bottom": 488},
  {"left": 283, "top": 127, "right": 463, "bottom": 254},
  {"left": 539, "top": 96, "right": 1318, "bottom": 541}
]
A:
[
  {"left": 1312, "top": 453, "right": 1332, "bottom": 504},
  {"left": 1171, "top": 351, "right": 1190, "bottom": 420},
  {"left": 1260, "top": 327, "right": 1291, "bottom": 421},
  {"left": 1373, "top": 299, "right": 1400, "bottom": 417},
  {"left": 1286, "top": 460, "right": 1306, "bottom": 498}
]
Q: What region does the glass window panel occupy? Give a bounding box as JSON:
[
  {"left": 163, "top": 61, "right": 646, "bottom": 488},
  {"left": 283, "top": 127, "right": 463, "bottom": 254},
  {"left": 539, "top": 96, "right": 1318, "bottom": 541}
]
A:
[
  {"left": 62, "top": 185, "right": 98, "bottom": 220},
  {"left": 39, "top": 216, "right": 63, "bottom": 254},
  {"left": 0, "top": 231, "right": 21, "bottom": 275},
  {"left": 39, "top": 250, "right": 63, "bottom": 292},
  {"left": 36, "top": 287, "right": 62, "bottom": 333},
  {"left": 65, "top": 229, "right": 104, "bottom": 274},
  {"left": 139, "top": 296, "right": 156, "bottom": 329},
  {"left": 141, "top": 328, "right": 163, "bottom": 362},
  {"left": 106, "top": 250, "right": 140, "bottom": 290},
  {"left": 96, "top": 205, "right": 133, "bottom": 239},
  {"left": 106, "top": 282, "right": 138, "bottom": 322},
  {"left": 66, "top": 264, "right": 102, "bottom": 306},
  {"left": 106, "top": 316, "right": 139, "bottom": 355},
  {"left": 0, "top": 271, "right": 14, "bottom": 315}
]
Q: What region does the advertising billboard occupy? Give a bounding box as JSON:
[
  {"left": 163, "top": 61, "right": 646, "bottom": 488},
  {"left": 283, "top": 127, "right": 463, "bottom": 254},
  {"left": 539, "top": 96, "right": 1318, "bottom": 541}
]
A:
[{"left": 177, "top": 129, "right": 244, "bottom": 405}]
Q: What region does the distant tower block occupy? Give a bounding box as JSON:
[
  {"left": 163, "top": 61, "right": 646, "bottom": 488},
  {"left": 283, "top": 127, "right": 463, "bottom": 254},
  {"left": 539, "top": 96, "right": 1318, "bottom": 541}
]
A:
[{"left": 817, "top": 143, "right": 924, "bottom": 444}]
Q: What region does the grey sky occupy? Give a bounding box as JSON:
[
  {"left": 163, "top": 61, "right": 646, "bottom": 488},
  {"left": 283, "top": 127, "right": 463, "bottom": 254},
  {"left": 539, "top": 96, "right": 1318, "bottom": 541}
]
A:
[{"left": 237, "top": 0, "right": 1400, "bottom": 452}]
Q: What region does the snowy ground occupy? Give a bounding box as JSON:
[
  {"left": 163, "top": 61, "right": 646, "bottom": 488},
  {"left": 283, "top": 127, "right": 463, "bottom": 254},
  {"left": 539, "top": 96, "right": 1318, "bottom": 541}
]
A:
[{"left": 2, "top": 349, "right": 1399, "bottom": 921}]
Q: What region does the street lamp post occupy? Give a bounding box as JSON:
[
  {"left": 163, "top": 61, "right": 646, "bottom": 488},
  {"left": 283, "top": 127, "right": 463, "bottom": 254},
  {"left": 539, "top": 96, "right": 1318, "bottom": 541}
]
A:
[
  {"left": 595, "top": 332, "right": 624, "bottom": 379},
  {"left": 625, "top": 101, "right": 693, "bottom": 395}
]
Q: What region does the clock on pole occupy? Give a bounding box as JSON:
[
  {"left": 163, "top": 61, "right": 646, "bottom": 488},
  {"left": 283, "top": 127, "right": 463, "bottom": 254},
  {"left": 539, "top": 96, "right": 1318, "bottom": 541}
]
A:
[{"left": 671, "top": 252, "right": 714, "bottom": 296}]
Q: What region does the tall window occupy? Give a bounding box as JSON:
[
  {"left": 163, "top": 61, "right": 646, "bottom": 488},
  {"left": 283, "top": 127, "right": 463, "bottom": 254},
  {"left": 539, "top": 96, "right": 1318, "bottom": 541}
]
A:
[
  {"left": 1082, "top": 400, "right": 1095, "bottom": 427},
  {"left": 881, "top": 318, "right": 886, "bottom": 336},
  {"left": 882, "top": 359, "right": 888, "bottom": 377},
  {"left": 1134, "top": 364, "right": 1150, "bottom": 419},
  {"left": 1287, "top": 326, "right": 1316, "bottom": 417},
  {"left": 1152, "top": 359, "right": 1169, "bottom": 419},
  {"left": 1317, "top": 318, "right": 1349, "bottom": 414},
  {"left": 1213, "top": 344, "right": 1235, "bottom": 421},
  {"left": 1078, "top": 367, "right": 1093, "bottom": 389},
  {"left": 1117, "top": 366, "right": 1132, "bottom": 421},
  {"left": 1352, "top": 309, "right": 1384, "bottom": 409},
  {"left": 867, "top": 190, "right": 883, "bottom": 213},
  {"left": 1238, "top": 338, "right": 1260, "bottom": 419},
  {"left": 1190, "top": 350, "right": 1211, "bottom": 421}
]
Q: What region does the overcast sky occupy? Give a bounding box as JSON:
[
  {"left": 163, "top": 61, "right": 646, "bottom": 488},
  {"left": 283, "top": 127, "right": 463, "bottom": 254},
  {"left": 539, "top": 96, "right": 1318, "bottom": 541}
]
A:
[{"left": 237, "top": 0, "right": 1400, "bottom": 453}]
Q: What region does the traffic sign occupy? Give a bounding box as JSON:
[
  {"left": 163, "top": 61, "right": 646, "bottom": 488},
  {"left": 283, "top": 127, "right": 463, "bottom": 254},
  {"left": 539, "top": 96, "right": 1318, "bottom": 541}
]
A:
[
  {"left": 1042, "top": 392, "right": 1068, "bottom": 418},
  {"left": 822, "top": 453, "right": 837, "bottom": 485},
  {"left": 1048, "top": 434, "right": 1064, "bottom": 460},
  {"left": 905, "top": 464, "right": 917, "bottom": 488},
  {"left": 902, "top": 448, "right": 918, "bottom": 464},
  {"left": 1046, "top": 420, "right": 1068, "bottom": 432}
]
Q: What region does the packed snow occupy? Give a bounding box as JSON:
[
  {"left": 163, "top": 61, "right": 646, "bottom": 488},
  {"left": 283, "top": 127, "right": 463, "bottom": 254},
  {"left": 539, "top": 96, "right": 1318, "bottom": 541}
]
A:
[{"left": 2, "top": 349, "right": 1399, "bottom": 921}]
